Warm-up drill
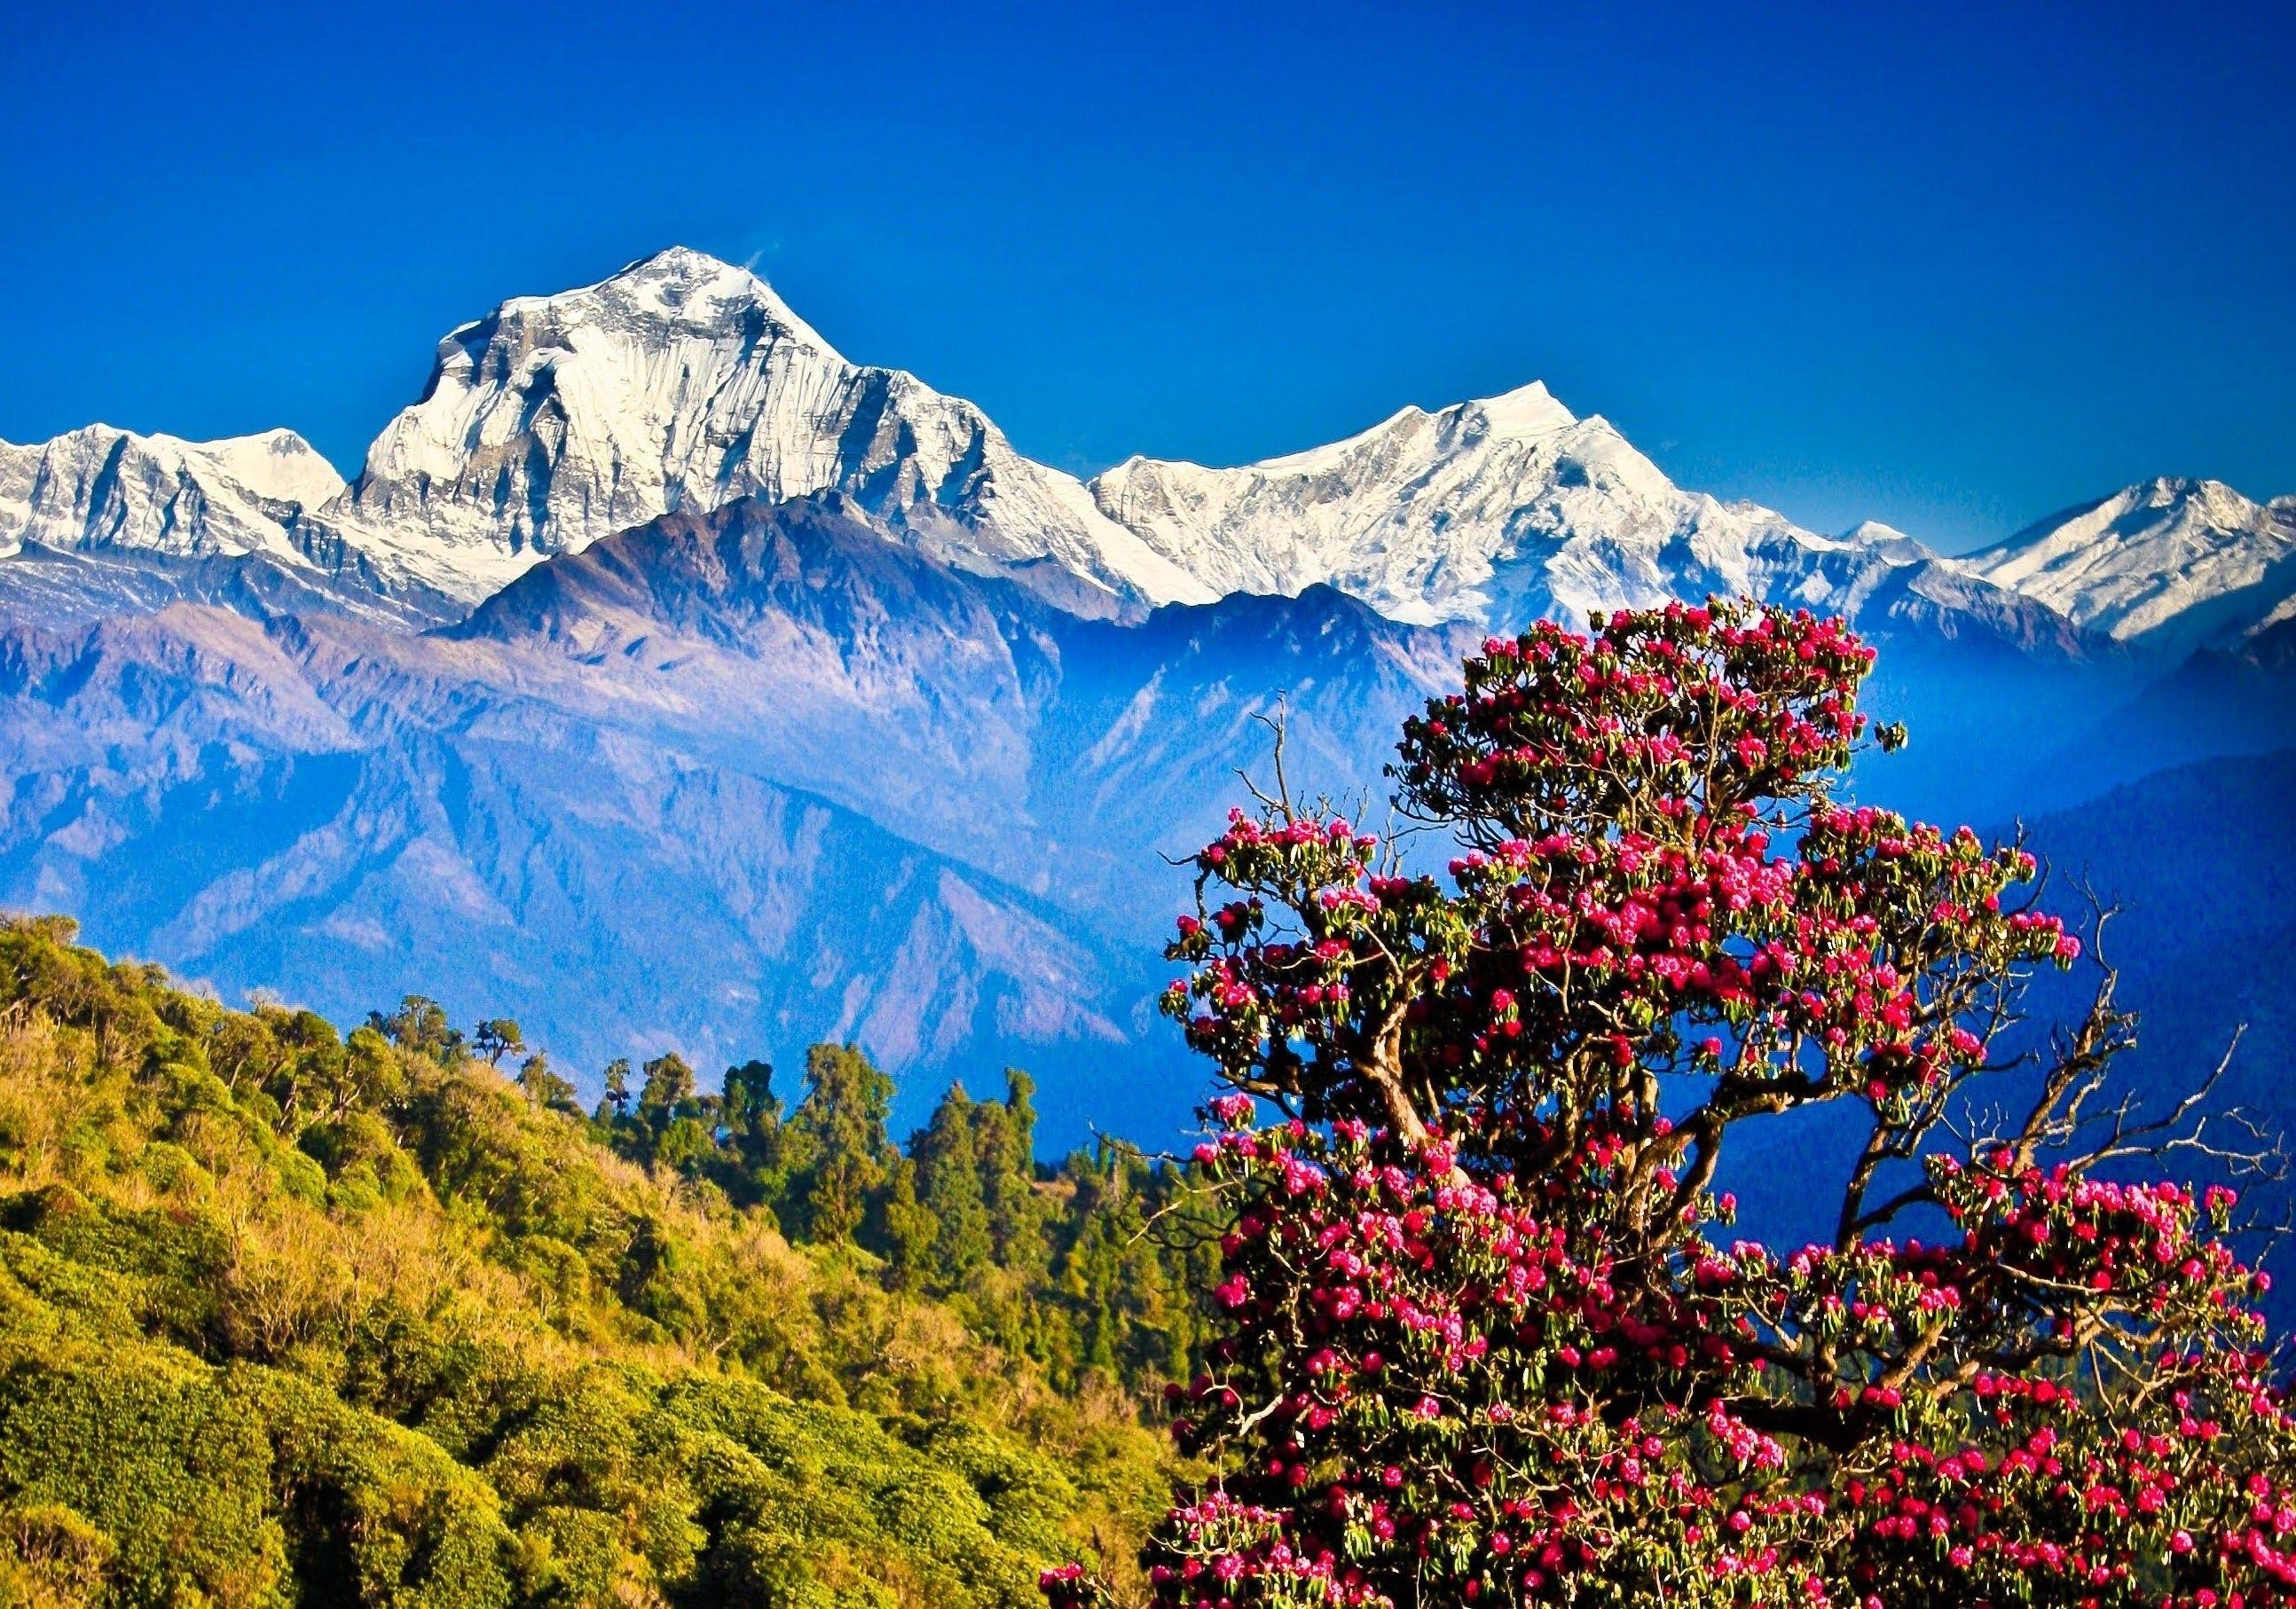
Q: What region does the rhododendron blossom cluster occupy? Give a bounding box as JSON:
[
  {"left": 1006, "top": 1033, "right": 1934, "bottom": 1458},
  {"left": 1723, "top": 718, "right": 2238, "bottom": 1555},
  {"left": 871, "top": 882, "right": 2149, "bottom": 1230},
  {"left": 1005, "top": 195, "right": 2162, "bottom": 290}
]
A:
[{"left": 1042, "top": 600, "right": 2292, "bottom": 1609}]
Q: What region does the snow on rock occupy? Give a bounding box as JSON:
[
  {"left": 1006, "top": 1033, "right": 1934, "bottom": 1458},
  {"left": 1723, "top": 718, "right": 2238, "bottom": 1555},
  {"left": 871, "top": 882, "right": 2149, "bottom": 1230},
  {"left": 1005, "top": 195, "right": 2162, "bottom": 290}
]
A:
[
  {"left": 1837, "top": 520, "right": 1932, "bottom": 561},
  {"left": 15, "top": 248, "right": 2284, "bottom": 659},
  {"left": 1087, "top": 381, "right": 1929, "bottom": 630},
  {"left": 1967, "top": 478, "right": 2296, "bottom": 650},
  {"left": 325, "top": 246, "right": 1218, "bottom": 612},
  {"left": 0, "top": 425, "right": 343, "bottom": 563}
]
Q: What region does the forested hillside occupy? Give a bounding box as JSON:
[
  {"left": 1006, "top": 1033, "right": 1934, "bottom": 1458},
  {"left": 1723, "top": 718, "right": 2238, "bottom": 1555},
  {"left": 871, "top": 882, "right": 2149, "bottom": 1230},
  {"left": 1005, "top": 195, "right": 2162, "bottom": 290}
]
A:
[{"left": 0, "top": 915, "right": 1207, "bottom": 1607}]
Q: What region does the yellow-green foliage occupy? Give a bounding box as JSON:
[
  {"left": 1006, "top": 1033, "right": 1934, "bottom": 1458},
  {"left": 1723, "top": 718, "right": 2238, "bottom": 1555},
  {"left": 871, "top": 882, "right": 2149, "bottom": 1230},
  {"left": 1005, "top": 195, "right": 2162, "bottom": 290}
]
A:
[{"left": 0, "top": 916, "right": 1168, "bottom": 1606}]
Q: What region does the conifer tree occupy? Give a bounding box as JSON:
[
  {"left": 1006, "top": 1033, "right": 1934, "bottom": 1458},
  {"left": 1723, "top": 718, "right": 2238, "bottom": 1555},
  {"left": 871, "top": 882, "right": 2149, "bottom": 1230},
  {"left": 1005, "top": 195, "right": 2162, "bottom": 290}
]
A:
[
  {"left": 719, "top": 1057, "right": 795, "bottom": 1205},
  {"left": 979, "top": 1071, "right": 1049, "bottom": 1275},
  {"left": 916, "top": 1084, "right": 995, "bottom": 1286},
  {"left": 636, "top": 1051, "right": 695, "bottom": 1131},
  {"left": 366, "top": 995, "right": 463, "bottom": 1062},
  {"left": 881, "top": 1157, "right": 942, "bottom": 1294},
  {"left": 516, "top": 1049, "right": 579, "bottom": 1112},
  {"left": 788, "top": 1043, "right": 895, "bottom": 1244},
  {"left": 597, "top": 1056, "right": 634, "bottom": 1126},
  {"left": 473, "top": 1016, "right": 525, "bottom": 1066}
]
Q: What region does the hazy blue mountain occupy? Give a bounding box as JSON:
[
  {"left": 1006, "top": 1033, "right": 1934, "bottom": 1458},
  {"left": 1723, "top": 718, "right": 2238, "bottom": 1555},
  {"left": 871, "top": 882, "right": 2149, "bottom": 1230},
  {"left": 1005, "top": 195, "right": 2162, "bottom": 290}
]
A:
[
  {"left": 0, "top": 497, "right": 1468, "bottom": 1141},
  {"left": 1, "top": 249, "right": 2291, "bottom": 1153},
  {"left": 0, "top": 487, "right": 2278, "bottom": 1150}
]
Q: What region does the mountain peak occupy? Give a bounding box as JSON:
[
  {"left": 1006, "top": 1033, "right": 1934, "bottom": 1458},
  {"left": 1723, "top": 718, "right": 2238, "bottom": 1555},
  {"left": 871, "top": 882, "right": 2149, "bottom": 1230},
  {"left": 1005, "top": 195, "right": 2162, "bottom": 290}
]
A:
[
  {"left": 1089, "top": 378, "right": 1857, "bottom": 628},
  {"left": 1837, "top": 520, "right": 1940, "bottom": 566},
  {"left": 621, "top": 242, "right": 741, "bottom": 277},
  {"left": 323, "top": 249, "right": 1215, "bottom": 613},
  {"left": 1249, "top": 381, "right": 1578, "bottom": 480},
  {"left": 0, "top": 421, "right": 343, "bottom": 565},
  {"left": 476, "top": 243, "right": 840, "bottom": 363},
  {"left": 1968, "top": 475, "right": 2296, "bottom": 648},
  {"left": 1842, "top": 519, "right": 1915, "bottom": 545},
  {"left": 1458, "top": 379, "right": 1577, "bottom": 438}
]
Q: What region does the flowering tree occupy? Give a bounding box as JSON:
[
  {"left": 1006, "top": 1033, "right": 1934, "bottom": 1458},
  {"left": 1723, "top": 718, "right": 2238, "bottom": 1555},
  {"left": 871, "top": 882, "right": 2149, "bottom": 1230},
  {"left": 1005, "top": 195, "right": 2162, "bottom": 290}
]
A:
[{"left": 1046, "top": 600, "right": 2292, "bottom": 1609}]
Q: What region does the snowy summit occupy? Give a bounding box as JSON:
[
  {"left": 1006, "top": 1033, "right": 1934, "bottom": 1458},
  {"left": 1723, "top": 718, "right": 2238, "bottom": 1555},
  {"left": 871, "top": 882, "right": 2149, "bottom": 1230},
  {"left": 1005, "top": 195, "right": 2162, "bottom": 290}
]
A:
[
  {"left": 2, "top": 248, "right": 2291, "bottom": 651},
  {"left": 1967, "top": 478, "right": 2296, "bottom": 650},
  {"left": 326, "top": 247, "right": 1218, "bottom": 611}
]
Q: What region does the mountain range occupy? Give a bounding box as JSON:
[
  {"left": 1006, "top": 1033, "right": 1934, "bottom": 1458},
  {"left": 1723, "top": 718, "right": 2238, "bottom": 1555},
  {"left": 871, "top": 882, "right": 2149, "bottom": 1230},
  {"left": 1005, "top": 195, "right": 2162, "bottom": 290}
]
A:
[{"left": 1, "top": 246, "right": 2289, "bottom": 1145}]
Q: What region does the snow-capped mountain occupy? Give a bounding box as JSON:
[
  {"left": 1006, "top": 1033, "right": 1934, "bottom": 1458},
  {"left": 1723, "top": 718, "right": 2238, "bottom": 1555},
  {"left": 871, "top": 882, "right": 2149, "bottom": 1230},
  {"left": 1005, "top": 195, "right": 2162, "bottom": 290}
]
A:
[
  {"left": 322, "top": 247, "right": 1217, "bottom": 614},
  {"left": 0, "top": 424, "right": 450, "bottom": 627},
  {"left": 1967, "top": 477, "right": 2296, "bottom": 651},
  {"left": 0, "top": 424, "right": 342, "bottom": 563},
  {"left": 334, "top": 257, "right": 2037, "bottom": 637},
  {"left": 0, "top": 242, "right": 2284, "bottom": 1148},
  {"left": 0, "top": 249, "right": 2229, "bottom": 661},
  {"left": 6, "top": 249, "right": 2287, "bottom": 670},
  {"left": 1088, "top": 381, "right": 2001, "bottom": 633}
]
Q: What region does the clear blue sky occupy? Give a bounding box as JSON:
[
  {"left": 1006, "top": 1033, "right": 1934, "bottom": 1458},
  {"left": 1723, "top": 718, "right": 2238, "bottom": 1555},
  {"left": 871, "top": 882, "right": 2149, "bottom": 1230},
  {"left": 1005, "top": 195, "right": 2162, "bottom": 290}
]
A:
[{"left": 4, "top": 0, "right": 2290, "bottom": 549}]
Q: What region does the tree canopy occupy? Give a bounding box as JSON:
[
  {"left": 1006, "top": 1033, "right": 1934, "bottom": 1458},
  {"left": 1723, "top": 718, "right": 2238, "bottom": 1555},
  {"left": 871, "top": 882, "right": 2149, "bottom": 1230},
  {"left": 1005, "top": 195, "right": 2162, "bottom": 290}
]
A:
[
  {"left": 1049, "top": 600, "right": 2293, "bottom": 1609},
  {"left": 0, "top": 917, "right": 1204, "bottom": 1605}
]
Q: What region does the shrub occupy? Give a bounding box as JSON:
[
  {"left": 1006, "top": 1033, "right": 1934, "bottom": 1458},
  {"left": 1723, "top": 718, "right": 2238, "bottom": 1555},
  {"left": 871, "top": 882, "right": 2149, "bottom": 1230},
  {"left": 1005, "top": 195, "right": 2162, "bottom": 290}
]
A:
[{"left": 0, "top": 914, "right": 1171, "bottom": 1606}]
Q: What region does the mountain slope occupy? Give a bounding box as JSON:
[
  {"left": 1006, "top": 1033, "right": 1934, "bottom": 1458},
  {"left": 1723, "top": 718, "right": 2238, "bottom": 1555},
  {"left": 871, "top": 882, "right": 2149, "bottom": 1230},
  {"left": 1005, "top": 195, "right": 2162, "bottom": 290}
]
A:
[
  {"left": 1967, "top": 477, "right": 2296, "bottom": 651},
  {"left": 320, "top": 247, "right": 1217, "bottom": 615},
  {"left": 0, "top": 497, "right": 1485, "bottom": 1140},
  {"left": 0, "top": 425, "right": 455, "bottom": 626},
  {"left": 0, "top": 915, "right": 1172, "bottom": 1607},
  {"left": 0, "top": 540, "right": 448, "bottom": 630},
  {"left": 0, "top": 598, "right": 1171, "bottom": 1140},
  {"left": 1086, "top": 381, "right": 2080, "bottom": 641},
  {"left": 447, "top": 494, "right": 1476, "bottom": 925},
  {"left": 0, "top": 423, "right": 342, "bottom": 563}
]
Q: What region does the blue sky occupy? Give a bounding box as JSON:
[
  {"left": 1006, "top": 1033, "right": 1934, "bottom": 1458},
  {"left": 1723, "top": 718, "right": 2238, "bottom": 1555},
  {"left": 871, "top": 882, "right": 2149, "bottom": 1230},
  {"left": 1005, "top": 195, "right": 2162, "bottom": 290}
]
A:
[{"left": 3, "top": 0, "right": 2290, "bottom": 550}]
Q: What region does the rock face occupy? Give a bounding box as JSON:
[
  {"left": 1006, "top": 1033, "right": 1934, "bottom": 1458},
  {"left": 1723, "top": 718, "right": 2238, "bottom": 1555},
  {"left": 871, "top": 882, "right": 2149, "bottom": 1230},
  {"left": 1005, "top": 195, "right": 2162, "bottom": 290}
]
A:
[
  {"left": 323, "top": 247, "right": 1217, "bottom": 614},
  {"left": 0, "top": 424, "right": 342, "bottom": 564},
  {"left": 1967, "top": 478, "right": 2296, "bottom": 651}
]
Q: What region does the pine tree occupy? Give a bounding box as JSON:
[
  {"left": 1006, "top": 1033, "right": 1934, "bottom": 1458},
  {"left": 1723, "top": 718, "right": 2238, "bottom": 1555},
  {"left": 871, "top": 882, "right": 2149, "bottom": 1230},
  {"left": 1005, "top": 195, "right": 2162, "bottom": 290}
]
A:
[
  {"left": 473, "top": 1017, "right": 525, "bottom": 1066},
  {"left": 516, "top": 1050, "right": 579, "bottom": 1112},
  {"left": 977, "top": 1070, "right": 1048, "bottom": 1276},
  {"left": 720, "top": 1058, "right": 780, "bottom": 1138},
  {"left": 878, "top": 1157, "right": 941, "bottom": 1293},
  {"left": 636, "top": 1051, "right": 695, "bottom": 1132},
  {"left": 366, "top": 995, "right": 463, "bottom": 1062},
  {"left": 913, "top": 1083, "right": 993, "bottom": 1286},
  {"left": 718, "top": 1058, "right": 793, "bottom": 1205},
  {"left": 598, "top": 1056, "right": 633, "bottom": 1125},
  {"left": 786, "top": 1043, "right": 894, "bottom": 1245}
]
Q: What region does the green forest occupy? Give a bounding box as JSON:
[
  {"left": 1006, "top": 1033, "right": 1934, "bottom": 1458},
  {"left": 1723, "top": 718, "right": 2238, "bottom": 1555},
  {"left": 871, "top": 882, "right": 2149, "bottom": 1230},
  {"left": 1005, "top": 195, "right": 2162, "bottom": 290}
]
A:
[{"left": 0, "top": 914, "right": 1210, "bottom": 1607}]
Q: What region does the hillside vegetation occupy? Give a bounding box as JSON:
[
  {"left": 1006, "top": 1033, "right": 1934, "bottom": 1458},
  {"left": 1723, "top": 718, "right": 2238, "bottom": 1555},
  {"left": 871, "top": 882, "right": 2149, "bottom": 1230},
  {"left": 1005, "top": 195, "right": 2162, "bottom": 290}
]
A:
[{"left": 0, "top": 915, "right": 1201, "bottom": 1607}]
